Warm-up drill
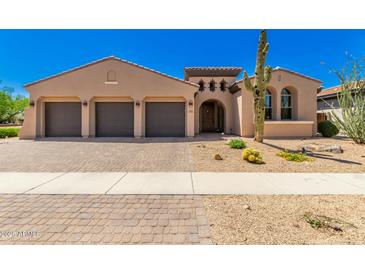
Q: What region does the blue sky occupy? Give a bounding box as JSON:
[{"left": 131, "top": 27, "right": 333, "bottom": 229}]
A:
[{"left": 0, "top": 29, "right": 364, "bottom": 96}]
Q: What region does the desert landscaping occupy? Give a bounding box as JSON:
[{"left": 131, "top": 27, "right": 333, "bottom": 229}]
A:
[
  {"left": 204, "top": 195, "right": 365, "bottom": 244},
  {"left": 191, "top": 136, "right": 365, "bottom": 173}
]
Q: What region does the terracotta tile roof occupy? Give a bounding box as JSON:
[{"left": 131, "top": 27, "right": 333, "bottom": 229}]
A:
[
  {"left": 317, "top": 85, "right": 342, "bottom": 98},
  {"left": 25, "top": 56, "right": 199, "bottom": 88},
  {"left": 233, "top": 67, "right": 322, "bottom": 86},
  {"left": 184, "top": 67, "right": 242, "bottom": 80}
]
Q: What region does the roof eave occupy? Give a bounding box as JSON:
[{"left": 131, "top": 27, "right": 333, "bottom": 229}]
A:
[
  {"left": 234, "top": 67, "right": 322, "bottom": 85},
  {"left": 25, "top": 56, "right": 199, "bottom": 88}
]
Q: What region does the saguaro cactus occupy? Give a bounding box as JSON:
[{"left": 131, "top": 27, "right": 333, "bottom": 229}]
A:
[{"left": 243, "top": 30, "right": 272, "bottom": 143}]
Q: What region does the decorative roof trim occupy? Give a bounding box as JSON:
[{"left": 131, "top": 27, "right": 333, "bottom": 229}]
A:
[
  {"left": 184, "top": 67, "right": 242, "bottom": 80},
  {"left": 184, "top": 66, "right": 242, "bottom": 70},
  {"left": 25, "top": 56, "right": 199, "bottom": 88}
]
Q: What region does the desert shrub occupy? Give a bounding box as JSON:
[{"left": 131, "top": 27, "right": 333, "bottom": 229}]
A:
[
  {"left": 227, "top": 139, "right": 247, "bottom": 149},
  {"left": 0, "top": 128, "right": 20, "bottom": 138},
  {"left": 277, "top": 149, "right": 314, "bottom": 162},
  {"left": 318, "top": 120, "right": 339, "bottom": 137},
  {"left": 330, "top": 57, "right": 365, "bottom": 144},
  {"left": 242, "top": 147, "right": 264, "bottom": 164}
]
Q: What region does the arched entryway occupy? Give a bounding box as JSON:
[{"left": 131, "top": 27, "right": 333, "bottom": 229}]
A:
[{"left": 199, "top": 100, "right": 225, "bottom": 133}]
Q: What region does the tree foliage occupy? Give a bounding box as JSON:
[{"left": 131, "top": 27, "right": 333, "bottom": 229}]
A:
[
  {"left": 330, "top": 57, "right": 365, "bottom": 144},
  {"left": 0, "top": 82, "right": 29, "bottom": 124}
]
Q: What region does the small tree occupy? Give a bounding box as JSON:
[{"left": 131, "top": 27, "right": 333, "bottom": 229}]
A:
[
  {"left": 330, "top": 57, "right": 365, "bottom": 144},
  {"left": 0, "top": 83, "right": 29, "bottom": 124},
  {"left": 243, "top": 30, "right": 272, "bottom": 142}
]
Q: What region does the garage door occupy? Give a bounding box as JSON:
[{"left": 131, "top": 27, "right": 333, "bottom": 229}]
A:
[
  {"left": 145, "top": 102, "right": 185, "bottom": 137},
  {"left": 95, "top": 102, "right": 134, "bottom": 137},
  {"left": 45, "top": 102, "right": 81, "bottom": 137}
]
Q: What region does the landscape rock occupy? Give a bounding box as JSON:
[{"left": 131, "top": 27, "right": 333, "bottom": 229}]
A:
[
  {"left": 214, "top": 154, "right": 223, "bottom": 160},
  {"left": 301, "top": 144, "right": 343, "bottom": 154},
  {"left": 243, "top": 204, "right": 251, "bottom": 210}
]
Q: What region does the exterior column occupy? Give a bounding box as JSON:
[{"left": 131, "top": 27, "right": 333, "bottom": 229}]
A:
[
  {"left": 81, "top": 98, "right": 91, "bottom": 138},
  {"left": 36, "top": 98, "right": 45, "bottom": 137},
  {"left": 134, "top": 98, "right": 143, "bottom": 138},
  {"left": 186, "top": 98, "right": 195, "bottom": 137},
  {"left": 19, "top": 97, "right": 39, "bottom": 139},
  {"left": 275, "top": 93, "right": 281, "bottom": 120}
]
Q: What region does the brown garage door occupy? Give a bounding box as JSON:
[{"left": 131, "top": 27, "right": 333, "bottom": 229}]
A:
[
  {"left": 45, "top": 102, "right": 81, "bottom": 137},
  {"left": 145, "top": 102, "right": 185, "bottom": 137},
  {"left": 95, "top": 102, "right": 134, "bottom": 137}
]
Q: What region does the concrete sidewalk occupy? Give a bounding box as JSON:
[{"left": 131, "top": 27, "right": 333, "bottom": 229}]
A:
[{"left": 0, "top": 172, "right": 364, "bottom": 195}]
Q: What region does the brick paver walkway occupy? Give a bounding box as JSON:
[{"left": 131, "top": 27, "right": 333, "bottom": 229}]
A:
[{"left": 0, "top": 194, "right": 212, "bottom": 244}]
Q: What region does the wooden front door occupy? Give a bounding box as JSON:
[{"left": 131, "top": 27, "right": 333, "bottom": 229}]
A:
[{"left": 201, "top": 102, "right": 215, "bottom": 132}]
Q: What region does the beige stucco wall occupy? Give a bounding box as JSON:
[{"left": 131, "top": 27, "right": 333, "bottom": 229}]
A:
[
  {"left": 264, "top": 121, "right": 314, "bottom": 137},
  {"left": 238, "top": 69, "right": 321, "bottom": 137},
  {"left": 20, "top": 58, "right": 198, "bottom": 139},
  {"left": 232, "top": 92, "right": 242, "bottom": 135}
]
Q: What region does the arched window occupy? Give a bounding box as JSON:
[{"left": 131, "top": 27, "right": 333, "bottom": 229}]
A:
[
  {"left": 198, "top": 79, "right": 205, "bottom": 91},
  {"left": 209, "top": 79, "right": 216, "bottom": 92},
  {"left": 107, "top": 70, "right": 117, "bottom": 82},
  {"left": 265, "top": 89, "right": 272, "bottom": 120},
  {"left": 220, "top": 80, "right": 226, "bottom": 92},
  {"left": 281, "top": 88, "right": 292, "bottom": 119}
]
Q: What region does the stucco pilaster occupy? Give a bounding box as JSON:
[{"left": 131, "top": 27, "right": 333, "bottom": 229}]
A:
[
  {"left": 186, "top": 98, "right": 195, "bottom": 137},
  {"left": 275, "top": 90, "right": 282, "bottom": 120},
  {"left": 81, "top": 98, "right": 91, "bottom": 138},
  {"left": 134, "top": 98, "right": 143, "bottom": 138}
]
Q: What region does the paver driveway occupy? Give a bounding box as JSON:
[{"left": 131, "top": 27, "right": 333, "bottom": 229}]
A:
[
  {"left": 0, "top": 194, "right": 212, "bottom": 244},
  {"left": 0, "top": 138, "right": 193, "bottom": 172}
]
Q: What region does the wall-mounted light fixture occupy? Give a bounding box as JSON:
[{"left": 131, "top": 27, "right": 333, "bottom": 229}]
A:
[
  {"left": 188, "top": 100, "right": 193, "bottom": 106},
  {"left": 82, "top": 100, "right": 88, "bottom": 107},
  {"left": 135, "top": 100, "right": 141, "bottom": 107},
  {"left": 29, "top": 100, "right": 35, "bottom": 107}
]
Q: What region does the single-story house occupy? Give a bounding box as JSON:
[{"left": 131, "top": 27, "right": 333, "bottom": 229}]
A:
[
  {"left": 20, "top": 56, "right": 322, "bottom": 139},
  {"left": 317, "top": 85, "right": 342, "bottom": 123},
  {"left": 317, "top": 84, "right": 365, "bottom": 123}
]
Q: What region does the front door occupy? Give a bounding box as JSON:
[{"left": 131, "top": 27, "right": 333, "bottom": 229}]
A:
[{"left": 201, "top": 102, "right": 215, "bottom": 132}]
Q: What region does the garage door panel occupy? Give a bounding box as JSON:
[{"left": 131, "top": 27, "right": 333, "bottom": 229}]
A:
[
  {"left": 96, "top": 102, "right": 134, "bottom": 137},
  {"left": 145, "top": 102, "right": 185, "bottom": 137},
  {"left": 45, "top": 102, "right": 81, "bottom": 137}
]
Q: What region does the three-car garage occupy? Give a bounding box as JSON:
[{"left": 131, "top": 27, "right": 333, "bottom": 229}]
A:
[{"left": 44, "top": 101, "right": 186, "bottom": 138}]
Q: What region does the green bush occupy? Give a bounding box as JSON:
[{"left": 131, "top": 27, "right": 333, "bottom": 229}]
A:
[
  {"left": 277, "top": 149, "right": 314, "bottom": 162},
  {"left": 318, "top": 120, "right": 339, "bottom": 138},
  {"left": 242, "top": 147, "right": 264, "bottom": 164},
  {"left": 0, "top": 128, "right": 20, "bottom": 138},
  {"left": 227, "top": 139, "right": 247, "bottom": 149}
]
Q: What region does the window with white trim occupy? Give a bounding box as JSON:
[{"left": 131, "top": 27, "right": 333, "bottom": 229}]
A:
[
  {"left": 281, "top": 88, "right": 292, "bottom": 120},
  {"left": 265, "top": 89, "right": 272, "bottom": 120}
]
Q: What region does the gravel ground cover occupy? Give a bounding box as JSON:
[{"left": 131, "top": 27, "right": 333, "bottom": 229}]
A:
[
  {"left": 191, "top": 137, "right": 365, "bottom": 173},
  {"left": 203, "top": 195, "right": 365, "bottom": 244}
]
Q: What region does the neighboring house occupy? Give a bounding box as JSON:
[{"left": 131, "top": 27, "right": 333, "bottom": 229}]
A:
[
  {"left": 20, "top": 56, "right": 321, "bottom": 139},
  {"left": 317, "top": 85, "right": 342, "bottom": 123},
  {"left": 317, "top": 85, "right": 365, "bottom": 123}
]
